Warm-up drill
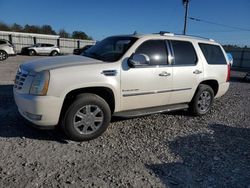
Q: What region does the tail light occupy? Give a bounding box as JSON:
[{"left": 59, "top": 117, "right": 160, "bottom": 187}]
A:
[{"left": 226, "top": 64, "right": 230, "bottom": 82}]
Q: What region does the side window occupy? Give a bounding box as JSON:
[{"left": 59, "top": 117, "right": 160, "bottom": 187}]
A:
[
  {"left": 199, "top": 43, "right": 227, "bottom": 65},
  {"left": 135, "top": 40, "right": 168, "bottom": 65},
  {"left": 0, "top": 40, "right": 7, "bottom": 45},
  {"left": 171, "top": 40, "right": 197, "bottom": 65},
  {"left": 41, "top": 44, "right": 46, "bottom": 47}
]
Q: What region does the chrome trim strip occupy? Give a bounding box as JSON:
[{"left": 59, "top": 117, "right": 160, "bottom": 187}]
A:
[{"left": 123, "top": 88, "right": 191, "bottom": 97}]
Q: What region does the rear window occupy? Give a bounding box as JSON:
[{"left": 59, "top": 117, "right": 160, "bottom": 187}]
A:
[
  {"left": 199, "top": 43, "right": 227, "bottom": 65},
  {"left": 171, "top": 40, "right": 197, "bottom": 65}
]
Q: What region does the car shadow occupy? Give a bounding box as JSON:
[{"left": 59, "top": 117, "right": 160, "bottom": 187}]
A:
[
  {"left": 0, "top": 85, "right": 68, "bottom": 143},
  {"left": 145, "top": 124, "right": 250, "bottom": 187}
]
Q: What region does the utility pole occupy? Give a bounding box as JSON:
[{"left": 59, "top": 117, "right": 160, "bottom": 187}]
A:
[{"left": 183, "top": 0, "right": 190, "bottom": 35}]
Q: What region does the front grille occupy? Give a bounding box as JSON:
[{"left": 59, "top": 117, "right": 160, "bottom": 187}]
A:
[{"left": 14, "top": 69, "right": 28, "bottom": 90}]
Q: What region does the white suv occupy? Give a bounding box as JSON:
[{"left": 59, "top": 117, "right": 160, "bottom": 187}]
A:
[
  {"left": 14, "top": 32, "right": 230, "bottom": 141},
  {"left": 21, "top": 43, "right": 60, "bottom": 56},
  {"left": 0, "top": 39, "right": 16, "bottom": 61}
]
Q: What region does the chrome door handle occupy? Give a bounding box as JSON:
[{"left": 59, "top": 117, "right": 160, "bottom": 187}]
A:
[
  {"left": 193, "top": 70, "right": 202, "bottom": 74},
  {"left": 159, "top": 72, "right": 171, "bottom": 77}
]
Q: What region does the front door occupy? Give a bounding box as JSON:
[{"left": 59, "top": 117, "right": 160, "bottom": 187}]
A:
[{"left": 121, "top": 40, "right": 173, "bottom": 111}]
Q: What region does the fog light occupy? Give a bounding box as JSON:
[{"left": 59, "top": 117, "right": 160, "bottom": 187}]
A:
[{"left": 24, "top": 112, "right": 42, "bottom": 121}]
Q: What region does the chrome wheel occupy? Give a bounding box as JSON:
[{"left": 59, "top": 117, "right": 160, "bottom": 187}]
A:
[
  {"left": 29, "top": 50, "right": 35, "bottom": 56},
  {"left": 73, "top": 105, "right": 104, "bottom": 135},
  {"left": 0, "top": 51, "right": 7, "bottom": 61},
  {"left": 197, "top": 91, "right": 211, "bottom": 112},
  {"left": 51, "top": 51, "right": 58, "bottom": 56}
]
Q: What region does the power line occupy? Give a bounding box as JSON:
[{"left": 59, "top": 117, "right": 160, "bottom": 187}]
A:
[{"left": 189, "top": 17, "right": 250, "bottom": 32}]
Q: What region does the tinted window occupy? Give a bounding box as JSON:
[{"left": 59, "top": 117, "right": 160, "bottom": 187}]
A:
[
  {"left": 171, "top": 40, "right": 197, "bottom": 65},
  {"left": 46, "top": 44, "right": 54, "bottom": 47},
  {"left": 199, "top": 43, "right": 227, "bottom": 65},
  {"left": 135, "top": 40, "right": 168, "bottom": 65},
  {"left": 0, "top": 40, "right": 7, "bottom": 45}
]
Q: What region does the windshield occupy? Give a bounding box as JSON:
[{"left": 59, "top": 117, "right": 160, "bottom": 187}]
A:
[{"left": 82, "top": 36, "right": 138, "bottom": 62}]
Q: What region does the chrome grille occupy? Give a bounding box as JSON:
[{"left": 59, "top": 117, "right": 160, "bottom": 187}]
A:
[{"left": 14, "top": 68, "right": 28, "bottom": 90}]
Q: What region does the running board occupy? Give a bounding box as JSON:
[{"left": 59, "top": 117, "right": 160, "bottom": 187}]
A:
[{"left": 113, "top": 103, "right": 189, "bottom": 118}]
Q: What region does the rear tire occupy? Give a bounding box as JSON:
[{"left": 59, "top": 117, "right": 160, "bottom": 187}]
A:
[
  {"left": 189, "top": 84, "right": 214, "bottom": 116},
  {"left": 62, "top": 93, "right": 111, "bottom": 141},
  {"left": 29, "top": 50, "right": 36, "bottom": 56},
  {"left": 0, "top": 50, "right": 8, "bottom": 61},
  {"left": 50, "top": 50, "right": 58, "bottom": 56}
]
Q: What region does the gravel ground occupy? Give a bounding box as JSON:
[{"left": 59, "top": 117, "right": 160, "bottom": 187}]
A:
[{"left": 0, "top": 56, "right": 250, "bottom": 187}]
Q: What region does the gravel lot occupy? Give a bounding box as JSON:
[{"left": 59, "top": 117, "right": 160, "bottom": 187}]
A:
[{"left": 0, "top": 56, "right": 249, "bottom": 187}]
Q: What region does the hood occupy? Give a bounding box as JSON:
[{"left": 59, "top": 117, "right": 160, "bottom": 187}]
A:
[{"left": 21, "top": 55, "right": 103, "bottom": 72}]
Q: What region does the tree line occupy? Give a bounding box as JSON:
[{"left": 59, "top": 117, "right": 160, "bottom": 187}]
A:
[{"left": 0, "top": 22, "right": 93, "bottom": 40}]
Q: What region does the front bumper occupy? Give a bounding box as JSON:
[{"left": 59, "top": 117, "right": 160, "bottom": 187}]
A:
[{"left": 14, "top": 89, "right": 64, "bottom": 128}]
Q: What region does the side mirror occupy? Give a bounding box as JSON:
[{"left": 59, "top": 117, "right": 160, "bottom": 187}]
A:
[{"left": 128, "top": 54, "right": 150, "bottom": 68}]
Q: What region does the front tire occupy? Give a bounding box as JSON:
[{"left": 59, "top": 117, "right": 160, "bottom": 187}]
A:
[
  {"left": 189, "top": 84, "right": 214, "bottom": 116},
  {"left": 62, "top": 93, "right": 111, "bottom": 141},
  {"left": 0, "top": 50, "right": 8, "bottom": 61},
  {"left": 29, "top": 50, "right": 36, "bottom": 56}
]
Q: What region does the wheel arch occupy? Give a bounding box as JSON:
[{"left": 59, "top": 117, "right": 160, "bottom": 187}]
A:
[
  {"left": 59, "top": 86, "right": 116, "bottom": 124},
  {"left": 50, "top": 50, "right": 59, "bottom": 55},
  {"left": 197, "top": 79, "right": 219, "bottom": 96},
  {"left": 29, "top": 48, "right": 37, "bottom": 54}
]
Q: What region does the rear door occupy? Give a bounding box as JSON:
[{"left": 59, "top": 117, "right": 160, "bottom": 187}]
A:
[
  {"left": 169, "top": 40, "right": 203, "bottom": 104},
  {"left": 40, "top": 44, "right": 48, "bottom": 54},
  {"left": 198, "top": 43, "right": 228, "bottom": 84}
]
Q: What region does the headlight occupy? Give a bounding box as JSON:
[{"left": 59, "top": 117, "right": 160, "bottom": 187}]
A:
[{"left": 30, "top": 71, "right": 50, "bottom": 95}]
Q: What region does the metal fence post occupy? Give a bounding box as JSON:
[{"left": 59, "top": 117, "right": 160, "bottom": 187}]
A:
[
  {"left": 33, "top": 37, "right": 37, "bottom": 44},
  {"left": 239, "top": 49, "right": 245, "bottom": 68},
  {"left": 57, "top": 38, "right": 60, "bottom": 48},
  {"left": 77, "top": 40, "right": 80, "bottom": 49},
  {"left": 8, "top": 34, "right": 12, "bottom": 43}
]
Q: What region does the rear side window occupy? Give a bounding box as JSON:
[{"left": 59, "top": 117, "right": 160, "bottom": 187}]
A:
[
  {"left": 171, "top": 40, "right": 197, "bottom": 65},
  {"left": 0, "top": 40, "right": 7, "bottom": 45},
  {"left": 199, "top": 43, "right": 227, "bottom": 65},
  {"left": 135, "top": 40, "right": 168, "bottom": 65}
]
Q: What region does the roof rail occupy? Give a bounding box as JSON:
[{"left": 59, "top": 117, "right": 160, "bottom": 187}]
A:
[
  {"left": 176, "top": 34, "right": 215, "bottom": 42},
  {"left": 159, "top": 31, "right": 174, "bottom": 36}
]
